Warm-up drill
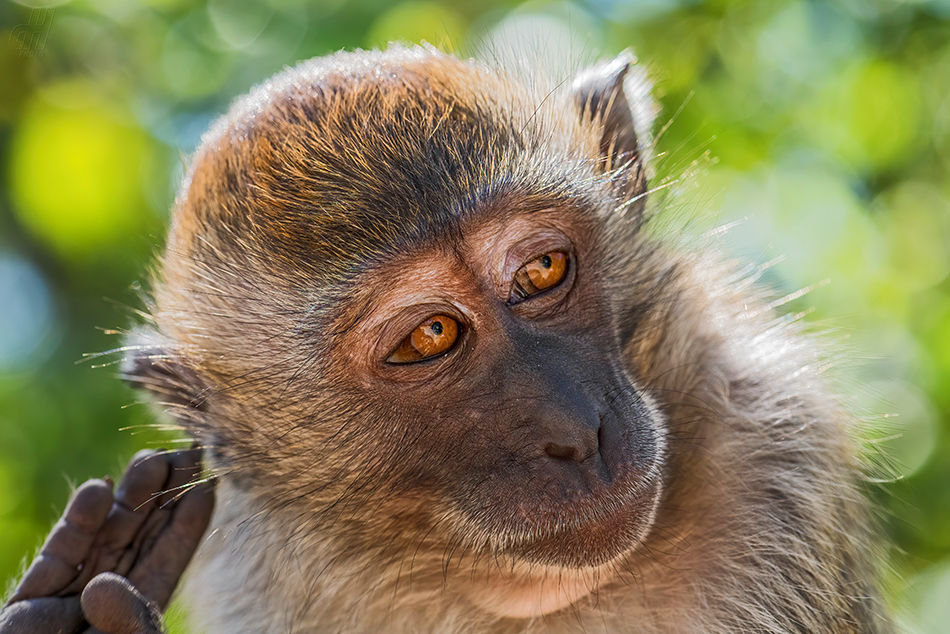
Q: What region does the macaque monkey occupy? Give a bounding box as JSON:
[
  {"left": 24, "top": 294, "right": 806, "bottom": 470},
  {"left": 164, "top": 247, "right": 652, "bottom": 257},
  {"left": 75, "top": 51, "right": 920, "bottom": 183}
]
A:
[{"left": 2, "top": 45, "right": 892, "bottom": 633}]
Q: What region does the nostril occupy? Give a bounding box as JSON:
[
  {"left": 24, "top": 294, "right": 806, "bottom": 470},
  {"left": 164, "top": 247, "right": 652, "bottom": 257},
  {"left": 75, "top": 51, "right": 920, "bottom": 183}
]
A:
[{"left": 544, "top": 442, "right": 578, "bottom": 461}]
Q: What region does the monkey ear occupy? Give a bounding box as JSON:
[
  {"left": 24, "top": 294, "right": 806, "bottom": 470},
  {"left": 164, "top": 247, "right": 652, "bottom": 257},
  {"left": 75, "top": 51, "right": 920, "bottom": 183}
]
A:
[
  {"left": 121, "top": 328, "right": 210, "bottom": 423},
  {"left": 571, "top": 52, "right": 650, "bottom": 200}
]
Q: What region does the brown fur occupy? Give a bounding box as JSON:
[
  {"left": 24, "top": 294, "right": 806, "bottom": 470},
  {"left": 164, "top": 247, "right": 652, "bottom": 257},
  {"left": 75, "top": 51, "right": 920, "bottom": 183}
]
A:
[{"left": 130, "top": 45, "right": 892, "bottom": 633}]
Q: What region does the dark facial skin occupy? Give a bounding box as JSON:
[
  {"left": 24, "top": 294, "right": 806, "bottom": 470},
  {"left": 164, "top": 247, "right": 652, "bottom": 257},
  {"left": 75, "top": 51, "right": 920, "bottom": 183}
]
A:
[
  {"left": 0, "top": 450, "right": 214, "bottom": 634},
  {"left": 334, "top": 208, "right": 664, "bottom": 574}
]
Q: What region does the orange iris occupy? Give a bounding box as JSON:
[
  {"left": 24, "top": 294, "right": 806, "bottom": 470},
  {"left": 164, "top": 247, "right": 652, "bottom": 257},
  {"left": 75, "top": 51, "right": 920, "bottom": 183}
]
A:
[
  {"left": 511, "top": 251, "right": 568, "bottom": 303},
  {"left": 388, "top": 315, "right": 460, "bottom": 363},
  {"left": 524, "top": 251, "right": 567, "bottom": 291}
]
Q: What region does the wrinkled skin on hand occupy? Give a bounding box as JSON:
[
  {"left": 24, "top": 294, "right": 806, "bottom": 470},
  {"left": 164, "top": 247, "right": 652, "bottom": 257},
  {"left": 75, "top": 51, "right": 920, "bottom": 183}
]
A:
[{"left": 0, "top": 449, "right": 214, "bottom": 634}]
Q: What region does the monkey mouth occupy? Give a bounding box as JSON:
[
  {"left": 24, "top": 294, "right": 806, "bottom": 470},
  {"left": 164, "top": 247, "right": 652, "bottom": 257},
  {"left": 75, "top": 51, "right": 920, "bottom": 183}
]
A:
[
  {"left": 460, "top": 474, "right": 662, "bottom": 619},
  {"left": 508, "top": 474, "right": 662, "bottom": 568}
]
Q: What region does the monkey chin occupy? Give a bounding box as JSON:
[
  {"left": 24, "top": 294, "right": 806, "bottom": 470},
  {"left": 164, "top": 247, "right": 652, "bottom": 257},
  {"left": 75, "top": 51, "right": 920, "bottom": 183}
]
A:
[
  {"left": 467, "top": 562, "right": 610, "bottom": 619},
  {"left": 465, "top": 478, "right": 662, "bottom": 619}
]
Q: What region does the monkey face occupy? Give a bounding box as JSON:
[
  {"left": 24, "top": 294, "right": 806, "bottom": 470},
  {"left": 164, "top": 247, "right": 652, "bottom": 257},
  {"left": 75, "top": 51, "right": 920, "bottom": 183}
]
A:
[{"left": 334, "top": 207, "right": 665, "bottom": 574}]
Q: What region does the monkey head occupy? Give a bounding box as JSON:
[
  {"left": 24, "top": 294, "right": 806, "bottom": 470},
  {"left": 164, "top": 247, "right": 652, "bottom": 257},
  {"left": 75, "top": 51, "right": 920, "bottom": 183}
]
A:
[{"left": 129, "top": 45, "right": 666, "bottom": 618}]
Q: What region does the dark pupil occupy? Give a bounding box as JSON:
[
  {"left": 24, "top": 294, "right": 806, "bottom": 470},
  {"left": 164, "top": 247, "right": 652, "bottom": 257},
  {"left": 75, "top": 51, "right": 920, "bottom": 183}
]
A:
[
  {"left": 541, "top": 255, "right": 552, "bottom": 268},
  {"left": 430, "top": 321, "right": 444, "bottom": 335}
]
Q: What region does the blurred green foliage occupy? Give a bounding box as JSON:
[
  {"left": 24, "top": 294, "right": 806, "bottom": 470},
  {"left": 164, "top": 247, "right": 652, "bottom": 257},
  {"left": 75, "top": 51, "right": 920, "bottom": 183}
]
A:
[{"left": 0, "top": 0, "right": 948, "bottom": 631}]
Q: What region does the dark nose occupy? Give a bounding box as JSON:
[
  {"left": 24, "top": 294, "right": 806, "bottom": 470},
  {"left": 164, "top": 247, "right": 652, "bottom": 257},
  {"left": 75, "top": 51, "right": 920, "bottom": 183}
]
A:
[
  {"left": 503, "top": 325, "right": 604, "bottom": 466},
  {"left": 538, "top": 405, "right": 601, "bottom": 463}
]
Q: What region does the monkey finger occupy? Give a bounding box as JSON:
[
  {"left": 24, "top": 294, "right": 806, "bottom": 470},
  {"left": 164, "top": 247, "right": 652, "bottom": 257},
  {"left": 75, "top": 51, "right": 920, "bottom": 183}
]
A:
[
  {"left": 8, "top": 479, "right": 114, "bottom": 603},
  {"left": 154, "top": 449, "right": 203, "bottom": 509},
  {"left": 82, "top": 573, "right": 164, "bottom": 634},
  {"left": 81, "top": 450, "right": 171, "bottom": 582},
  {"left": 127, "top": 480, "right": 215, "bottom": 610},
  {"left": 125, "top": 449, "right": 203, "bottom": 560},
  {"left": 115, "top": 450, "right": 172, "bottom": 507},
  {"left": 120, "top": 450, "right": 204, "bottom": 578},
  {"left": 0, "top": 596, "right": 84, "bottom": 634}
]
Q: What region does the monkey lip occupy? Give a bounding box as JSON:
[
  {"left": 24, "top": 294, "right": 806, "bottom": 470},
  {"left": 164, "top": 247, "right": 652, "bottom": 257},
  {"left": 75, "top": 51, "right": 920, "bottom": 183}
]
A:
[{"left": 502, "top": 470, "right": 662, "bottom": 569}]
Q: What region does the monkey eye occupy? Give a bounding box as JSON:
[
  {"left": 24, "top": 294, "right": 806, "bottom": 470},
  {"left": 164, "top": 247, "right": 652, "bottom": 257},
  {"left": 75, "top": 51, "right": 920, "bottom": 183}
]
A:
[
  {"left": 387, "top": 315, "right": 460, "bottom": 363},
  {"left": 509, "top": 251, "right": 569, "bottom": 304}
]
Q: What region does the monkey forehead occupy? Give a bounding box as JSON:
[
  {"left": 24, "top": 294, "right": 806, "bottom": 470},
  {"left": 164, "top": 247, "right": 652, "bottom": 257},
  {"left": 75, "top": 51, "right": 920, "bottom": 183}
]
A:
[{"left": 165, "top": 45, "right": 602, "bottom": 283}]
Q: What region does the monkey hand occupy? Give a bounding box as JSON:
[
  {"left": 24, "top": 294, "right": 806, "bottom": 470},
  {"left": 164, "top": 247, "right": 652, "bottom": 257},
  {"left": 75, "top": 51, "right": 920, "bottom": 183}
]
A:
[{"left": 0, "top": 449, "right": 214, "bottom": 634}]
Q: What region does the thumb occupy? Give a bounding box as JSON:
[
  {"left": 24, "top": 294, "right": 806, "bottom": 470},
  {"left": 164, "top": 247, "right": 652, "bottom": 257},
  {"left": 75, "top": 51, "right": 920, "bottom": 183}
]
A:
[{"left": 81, "top": 573, "right": 164, "bottom": 634}]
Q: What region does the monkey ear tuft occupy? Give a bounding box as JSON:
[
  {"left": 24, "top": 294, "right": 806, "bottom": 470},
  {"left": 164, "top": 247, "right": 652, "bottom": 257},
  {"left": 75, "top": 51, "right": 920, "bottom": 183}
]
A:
[
  {"left": 121, "top": 328, "right": 210, "bottom": 420},
  {"left": 571, "top": 51, "right": 651, "bottom": 200}
]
